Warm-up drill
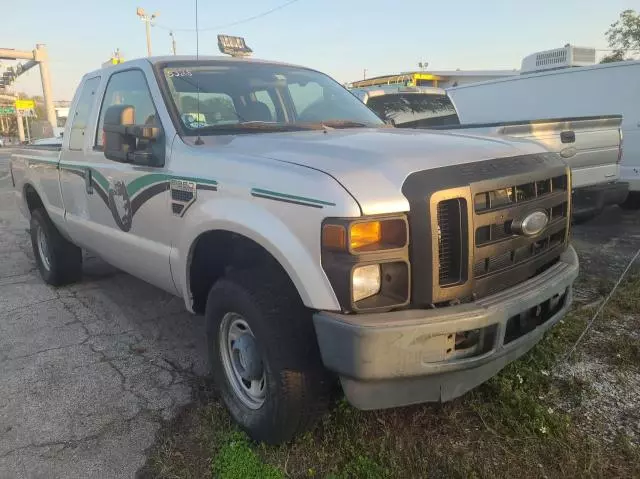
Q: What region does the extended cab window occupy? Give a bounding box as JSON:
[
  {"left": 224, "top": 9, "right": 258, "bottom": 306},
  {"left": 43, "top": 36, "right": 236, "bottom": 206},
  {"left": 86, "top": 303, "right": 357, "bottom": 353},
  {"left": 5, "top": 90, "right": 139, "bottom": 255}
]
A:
[
  {"left": 366, "top": 93, "right": 460, "bottom": 128},
  {"left": 96, "top": 69, "right": 159, "bottom": 148},
  {"left": 69, "top": 77, "right": 100, "bottom": 150}
]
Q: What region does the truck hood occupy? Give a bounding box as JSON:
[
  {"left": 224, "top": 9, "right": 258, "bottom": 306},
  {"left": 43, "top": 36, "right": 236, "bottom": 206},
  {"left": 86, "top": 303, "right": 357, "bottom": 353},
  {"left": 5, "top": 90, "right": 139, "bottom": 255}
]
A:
[{"left": 195, "top": 128, "right": 546, "bottom": 215}]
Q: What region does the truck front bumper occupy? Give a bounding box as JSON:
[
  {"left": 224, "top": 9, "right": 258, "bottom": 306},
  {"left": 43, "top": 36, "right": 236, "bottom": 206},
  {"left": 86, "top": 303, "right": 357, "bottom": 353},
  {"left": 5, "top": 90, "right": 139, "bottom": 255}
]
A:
[
  {"left": 313, "top": 246, "right": 579, "bottom": 410},
  {"left": 573, "top": 181, "right": 629, "bottom": 220}
]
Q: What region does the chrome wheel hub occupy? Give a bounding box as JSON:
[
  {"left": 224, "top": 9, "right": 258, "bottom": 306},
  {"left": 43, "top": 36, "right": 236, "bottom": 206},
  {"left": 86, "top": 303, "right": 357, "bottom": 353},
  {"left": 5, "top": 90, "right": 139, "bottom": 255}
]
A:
[
  {"left": 36, "top": 225, "right": 51, "bottom": 271},
  {"left": 219, "top": 313, "right": 266, "bottom": 409}
]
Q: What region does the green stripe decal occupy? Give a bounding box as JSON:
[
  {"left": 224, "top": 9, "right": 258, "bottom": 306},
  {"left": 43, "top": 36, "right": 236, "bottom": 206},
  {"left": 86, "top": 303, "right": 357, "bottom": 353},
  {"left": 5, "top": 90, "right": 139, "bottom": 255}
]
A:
[
  {"left": 27, "top": 157, "right": 59, "bottom": 165},
  {"left": 251, "top": 188, "right": 335, "bottom": 206},
  {"left": 176, "top": 176, "right": 218, "bottom": 186},
  {"left": 91, "top": 169, "right": 110, "bottom": 192},
  {"left": 126, "top": 174, "right": 171, "bottom": 197},
  {"left": 126, "top": 174, "right": 218, "bottom": 196}
]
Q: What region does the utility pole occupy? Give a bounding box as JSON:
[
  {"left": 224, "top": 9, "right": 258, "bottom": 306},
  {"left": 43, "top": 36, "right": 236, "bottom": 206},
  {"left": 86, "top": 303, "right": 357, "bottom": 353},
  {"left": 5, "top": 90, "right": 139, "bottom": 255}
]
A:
[
  {"left": 170, "top": 31, "right": 177, "bottom": 55},
  {"left": 363, "top": 69, "right": 367, "bottom": 80},
  {"left": 136, "top": 7, "right": 159, "bottom": 57},
  {"left": 16, "top": 112, "right": 24, "bottom": 143},
  {"left": 25, "top": 115, "right": 31, "bottom": 143}
]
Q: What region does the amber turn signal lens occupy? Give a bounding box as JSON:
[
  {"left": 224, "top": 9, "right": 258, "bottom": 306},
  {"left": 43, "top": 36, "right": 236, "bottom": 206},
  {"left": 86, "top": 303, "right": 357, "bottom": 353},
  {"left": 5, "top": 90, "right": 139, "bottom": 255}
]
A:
[
  {"left": 322, "top": 224, "right": 347, "bottom": 251},
  {"left": 350, "top": 219, "right": 407, "bottom": 252},
  {"left": 350, "top": 221, "right": 382, "bottom": 250}
]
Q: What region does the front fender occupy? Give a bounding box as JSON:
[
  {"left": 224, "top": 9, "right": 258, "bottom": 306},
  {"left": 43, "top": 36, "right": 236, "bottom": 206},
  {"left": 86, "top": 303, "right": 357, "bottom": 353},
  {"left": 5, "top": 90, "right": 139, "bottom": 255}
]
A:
[{"left": 173, "top": 197, "right": 344, "bottom": 312}]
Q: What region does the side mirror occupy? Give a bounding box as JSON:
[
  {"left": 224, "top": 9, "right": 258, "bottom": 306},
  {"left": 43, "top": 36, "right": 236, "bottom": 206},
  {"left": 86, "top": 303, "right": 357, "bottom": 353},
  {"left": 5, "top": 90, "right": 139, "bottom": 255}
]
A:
[{"left": 103, "top": 105, "right": 164, "bottom": 166}]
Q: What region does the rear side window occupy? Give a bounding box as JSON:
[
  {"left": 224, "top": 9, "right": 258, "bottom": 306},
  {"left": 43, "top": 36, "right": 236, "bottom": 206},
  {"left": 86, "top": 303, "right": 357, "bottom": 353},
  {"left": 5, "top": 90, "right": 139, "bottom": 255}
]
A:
[
  {"left": 68, "top": 77, "right": 100, "bottom": 151},
  {"left": 366, "top": 93, "right": 460, "bottom": 128},
  {"left": 95, "top": 69, "right": 158, "bottom": 148}
]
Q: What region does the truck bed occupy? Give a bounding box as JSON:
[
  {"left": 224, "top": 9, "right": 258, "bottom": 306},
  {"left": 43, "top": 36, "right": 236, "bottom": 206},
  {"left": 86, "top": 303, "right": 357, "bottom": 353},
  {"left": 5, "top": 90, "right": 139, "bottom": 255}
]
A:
[{"left": 433, "top": 115, "right": 623, "bottom": 189}]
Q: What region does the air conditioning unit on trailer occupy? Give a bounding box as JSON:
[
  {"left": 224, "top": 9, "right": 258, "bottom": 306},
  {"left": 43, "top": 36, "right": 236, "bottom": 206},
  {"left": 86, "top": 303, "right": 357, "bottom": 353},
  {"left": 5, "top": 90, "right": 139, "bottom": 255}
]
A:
[{"left": 520, "top": 44, "right": 596, "bottom": 74}]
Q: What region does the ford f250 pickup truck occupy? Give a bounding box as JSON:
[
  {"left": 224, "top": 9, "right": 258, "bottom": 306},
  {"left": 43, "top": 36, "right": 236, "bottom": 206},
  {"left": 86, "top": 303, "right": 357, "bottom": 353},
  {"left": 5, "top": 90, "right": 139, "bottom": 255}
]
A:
[
  {"left": 11, "top": 56, "right": 578, "bottom": 444},
  {"left": 352, "top": 85, "right": 626, "bottom": 222}
]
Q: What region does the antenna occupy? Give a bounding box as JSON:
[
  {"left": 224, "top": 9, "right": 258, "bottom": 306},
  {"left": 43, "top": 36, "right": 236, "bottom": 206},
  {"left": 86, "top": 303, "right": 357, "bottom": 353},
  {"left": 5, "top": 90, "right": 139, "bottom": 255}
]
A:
[{"left": 194, "top": 0, "right": 204, "bottom": 145}]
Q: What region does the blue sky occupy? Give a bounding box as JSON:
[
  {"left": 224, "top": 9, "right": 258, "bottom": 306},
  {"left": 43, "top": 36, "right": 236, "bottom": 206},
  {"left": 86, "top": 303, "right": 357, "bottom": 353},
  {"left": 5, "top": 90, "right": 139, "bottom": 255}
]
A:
[{"left": 3, "top": 0, "right": 636, "bottom": 100}]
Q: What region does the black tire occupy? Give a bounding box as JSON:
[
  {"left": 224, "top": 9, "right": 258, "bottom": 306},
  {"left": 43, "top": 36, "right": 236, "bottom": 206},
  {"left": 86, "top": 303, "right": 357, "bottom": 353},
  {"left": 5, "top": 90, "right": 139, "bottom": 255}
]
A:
[
  {"left": 619, "top": 192, "right": 640, "bottom": 210},
  {"left": 205, "top": 266, "right": 330, "bottom": 444},
  {"left": 30, "top": 208, "right": 82, "bottom": 286}
]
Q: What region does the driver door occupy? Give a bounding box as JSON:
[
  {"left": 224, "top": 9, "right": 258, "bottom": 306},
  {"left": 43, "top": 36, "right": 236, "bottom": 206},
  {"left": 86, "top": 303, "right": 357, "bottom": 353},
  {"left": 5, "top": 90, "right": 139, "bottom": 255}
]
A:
[{"left": 81, "top": 68, "right": 177, "bottom": 294}]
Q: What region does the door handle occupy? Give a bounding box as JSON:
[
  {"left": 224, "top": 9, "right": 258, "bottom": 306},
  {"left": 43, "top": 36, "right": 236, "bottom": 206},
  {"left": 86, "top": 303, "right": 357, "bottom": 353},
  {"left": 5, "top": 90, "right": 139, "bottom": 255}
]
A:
[
  {"left": 85, "top": 169, "right": 93, "bottom": 195},
  {"left": 560, "top": 131, "right": 576, "bottom": 144}
]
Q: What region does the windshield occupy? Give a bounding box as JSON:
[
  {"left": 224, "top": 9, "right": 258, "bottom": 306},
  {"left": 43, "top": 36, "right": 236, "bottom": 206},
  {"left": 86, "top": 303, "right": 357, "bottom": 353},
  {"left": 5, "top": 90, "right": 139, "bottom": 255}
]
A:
[
  {"left": 161, "top": 62, "right": 385, "bottom": 135},
  {"left": 366, "top": 93, "right": 460, "bottom": 128}
]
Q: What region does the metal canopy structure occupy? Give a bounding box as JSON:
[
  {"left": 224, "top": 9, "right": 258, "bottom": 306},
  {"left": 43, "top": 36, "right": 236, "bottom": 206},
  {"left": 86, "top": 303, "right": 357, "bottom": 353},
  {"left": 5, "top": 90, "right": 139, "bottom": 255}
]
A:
[{"left": 0, "top": 45, "right": 56, "bottom": 142}]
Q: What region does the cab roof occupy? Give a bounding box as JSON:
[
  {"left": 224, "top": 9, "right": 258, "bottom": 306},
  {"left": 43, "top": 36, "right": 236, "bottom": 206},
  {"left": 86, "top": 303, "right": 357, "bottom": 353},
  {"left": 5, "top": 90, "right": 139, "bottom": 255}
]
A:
[{"left": 87, "top": 55, "right": 303, "bottom": 78}]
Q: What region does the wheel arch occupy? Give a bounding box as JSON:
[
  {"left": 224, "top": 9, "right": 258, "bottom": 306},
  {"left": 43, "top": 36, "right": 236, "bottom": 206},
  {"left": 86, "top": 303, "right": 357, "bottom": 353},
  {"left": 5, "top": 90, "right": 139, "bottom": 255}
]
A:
[{"left": 175, "top": 198, "right": 341, "bottom": 314}]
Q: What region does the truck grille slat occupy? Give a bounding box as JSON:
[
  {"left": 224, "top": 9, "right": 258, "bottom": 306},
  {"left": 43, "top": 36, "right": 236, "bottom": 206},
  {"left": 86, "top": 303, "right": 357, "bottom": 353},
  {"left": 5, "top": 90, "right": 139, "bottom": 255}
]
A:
[{"left": 437, "top": 198, "right": 467, "bottom": 286}]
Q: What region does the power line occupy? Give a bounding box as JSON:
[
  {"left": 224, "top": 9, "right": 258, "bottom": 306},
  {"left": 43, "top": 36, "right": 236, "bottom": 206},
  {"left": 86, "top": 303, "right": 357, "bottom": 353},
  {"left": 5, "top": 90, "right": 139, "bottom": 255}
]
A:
[{"left": 154, "top": 0, "right": 301, "bottom": 32}]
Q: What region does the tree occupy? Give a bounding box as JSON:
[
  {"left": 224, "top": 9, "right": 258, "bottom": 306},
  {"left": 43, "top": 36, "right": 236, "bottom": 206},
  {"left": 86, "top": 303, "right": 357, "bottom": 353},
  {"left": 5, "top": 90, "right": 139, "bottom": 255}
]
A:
[{"left": 601, "top": 9, "right": 640, "bottom": 63}]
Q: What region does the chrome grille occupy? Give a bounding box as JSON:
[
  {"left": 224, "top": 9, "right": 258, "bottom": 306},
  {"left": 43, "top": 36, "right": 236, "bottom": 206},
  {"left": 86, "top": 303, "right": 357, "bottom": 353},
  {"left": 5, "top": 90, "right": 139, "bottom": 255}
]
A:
[
  {"left": 472, "top": 175, "right": 568, "bottom": 285},
  {"left": 435, "top": 173, "right": 569, "bottom": 300}
]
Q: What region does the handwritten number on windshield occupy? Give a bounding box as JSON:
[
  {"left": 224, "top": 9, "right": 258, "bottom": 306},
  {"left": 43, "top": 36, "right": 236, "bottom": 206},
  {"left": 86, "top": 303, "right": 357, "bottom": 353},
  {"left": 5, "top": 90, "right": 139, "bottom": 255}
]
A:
[{"left": 168, "top": 70, "right": 193, "bottom": 77}]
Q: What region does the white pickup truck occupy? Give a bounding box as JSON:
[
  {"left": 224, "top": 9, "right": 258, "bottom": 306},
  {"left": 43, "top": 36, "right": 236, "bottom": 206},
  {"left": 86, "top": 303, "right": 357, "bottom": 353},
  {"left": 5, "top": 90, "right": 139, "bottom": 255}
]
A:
[
  {"left": 11, "top": 56, "right": 578, "bottom": 444},
  {"left": 352, "top": 86, "right": 626, "bottom": 221}
]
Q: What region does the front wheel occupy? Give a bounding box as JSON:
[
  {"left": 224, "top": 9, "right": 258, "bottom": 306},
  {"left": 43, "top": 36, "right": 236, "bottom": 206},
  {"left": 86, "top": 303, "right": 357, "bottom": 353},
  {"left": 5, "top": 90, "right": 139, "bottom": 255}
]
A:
[
  {"left": 205, "top": 267, "right": 330, "bottom": 444},
  {"left": 30, "top": 208, "right": 82, "bottom": 286}
]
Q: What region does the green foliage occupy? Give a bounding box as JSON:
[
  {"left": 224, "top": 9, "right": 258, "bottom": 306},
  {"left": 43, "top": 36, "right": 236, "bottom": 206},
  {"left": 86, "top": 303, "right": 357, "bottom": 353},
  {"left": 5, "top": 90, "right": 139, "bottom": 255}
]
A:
[
  {"left": 211, "top": 431, "right": 283, "bottom": 479},
  {"left": 602, "top": 9, "right": 640, "bottom": 63}
]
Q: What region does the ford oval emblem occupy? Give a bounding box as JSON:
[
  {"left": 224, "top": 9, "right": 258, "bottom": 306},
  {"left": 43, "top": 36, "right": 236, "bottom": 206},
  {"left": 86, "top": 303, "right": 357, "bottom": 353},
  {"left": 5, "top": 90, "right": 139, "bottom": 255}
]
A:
[{"left": 512, "top": 210, "right": 549, "bottom": 237}]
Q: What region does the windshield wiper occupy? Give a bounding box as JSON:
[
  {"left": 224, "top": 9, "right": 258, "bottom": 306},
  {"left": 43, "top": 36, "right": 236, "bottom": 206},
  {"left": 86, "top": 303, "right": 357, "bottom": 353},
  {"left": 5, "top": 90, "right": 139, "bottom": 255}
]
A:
[
  {"left": 314, "top": 120, "right": 371, "bottom": 129},
  {"left": 186, "top": 121, "right": 322, "bottom": 134}
]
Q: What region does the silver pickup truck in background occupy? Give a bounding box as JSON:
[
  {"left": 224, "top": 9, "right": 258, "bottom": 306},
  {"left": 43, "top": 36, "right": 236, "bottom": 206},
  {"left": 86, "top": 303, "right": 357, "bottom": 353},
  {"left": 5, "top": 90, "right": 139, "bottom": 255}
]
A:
[{"left": 352, "top": 86, "right": 627, "bottom": 221}]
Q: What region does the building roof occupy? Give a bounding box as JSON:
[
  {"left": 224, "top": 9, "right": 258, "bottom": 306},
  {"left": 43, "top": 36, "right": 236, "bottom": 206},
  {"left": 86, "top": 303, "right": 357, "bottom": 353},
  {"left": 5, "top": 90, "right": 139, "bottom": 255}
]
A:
[
  {"left": 420, "top": 70, "right": 519, "bottom": 77},
  {"left": 350, "top": 69, "right": 519, "bottom": 88}
]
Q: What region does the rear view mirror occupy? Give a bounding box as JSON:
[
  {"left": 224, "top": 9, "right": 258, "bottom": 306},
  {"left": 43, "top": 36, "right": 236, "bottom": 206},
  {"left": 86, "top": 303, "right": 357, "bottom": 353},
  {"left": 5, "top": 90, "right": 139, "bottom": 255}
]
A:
[{"left": 103, "top": 105, "right": 164, "bottom": 166}]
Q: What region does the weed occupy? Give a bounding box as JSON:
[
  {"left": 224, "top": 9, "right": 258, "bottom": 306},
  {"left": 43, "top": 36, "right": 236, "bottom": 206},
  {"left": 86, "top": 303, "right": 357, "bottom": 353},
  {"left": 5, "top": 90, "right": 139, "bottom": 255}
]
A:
[{"left": 211, "top": 431, "right": 283, "bottom": 479}]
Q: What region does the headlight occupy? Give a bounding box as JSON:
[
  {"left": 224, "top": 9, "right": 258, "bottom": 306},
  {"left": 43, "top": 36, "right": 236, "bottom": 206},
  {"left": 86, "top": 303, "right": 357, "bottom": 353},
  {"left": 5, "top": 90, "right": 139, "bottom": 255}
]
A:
[
  {"left": 352, "top": 264, "right": 381, "bottom": 302},
  {"left": 321, "top": 215, "right": 410, "bottom": 312}
]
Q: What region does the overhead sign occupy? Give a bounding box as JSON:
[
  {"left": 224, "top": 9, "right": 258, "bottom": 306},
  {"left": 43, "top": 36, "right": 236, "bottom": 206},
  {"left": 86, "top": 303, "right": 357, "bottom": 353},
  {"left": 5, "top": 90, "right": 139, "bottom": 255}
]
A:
[
  {"left": 0, "top": 105, "right": 16, "bottom": 115},
  {"left": 217, "top": 35, "right": 253, "bottom": 57},
  {"left": 15, "top": 99, "right": 35, "bottom": 110}
]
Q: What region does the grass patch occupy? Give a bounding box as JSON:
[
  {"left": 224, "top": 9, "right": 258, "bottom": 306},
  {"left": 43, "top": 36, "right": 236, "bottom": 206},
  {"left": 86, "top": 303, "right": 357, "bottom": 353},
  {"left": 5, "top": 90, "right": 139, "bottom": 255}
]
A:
[
  {"left": 212, "top": 431, "right": 283, "bottom": 479},
  {"left": 141, "top": 278, "right": 640, "bottom": 479}
]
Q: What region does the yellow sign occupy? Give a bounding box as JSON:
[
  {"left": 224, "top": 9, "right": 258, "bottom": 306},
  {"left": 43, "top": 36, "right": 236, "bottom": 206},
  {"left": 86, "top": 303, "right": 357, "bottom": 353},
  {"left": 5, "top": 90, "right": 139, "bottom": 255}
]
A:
[{"left": 15, "top": 99, "right": 35, "bottom": 110}]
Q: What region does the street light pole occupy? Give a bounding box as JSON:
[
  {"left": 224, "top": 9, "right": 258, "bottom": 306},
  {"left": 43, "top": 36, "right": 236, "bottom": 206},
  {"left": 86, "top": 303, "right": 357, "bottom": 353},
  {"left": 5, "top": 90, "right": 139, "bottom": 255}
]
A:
[
  {"left": 136, "top": 7, "right": 159, "bottom": 57},
  {"left": 170, "top": 31, "right": 177, "bottom": 55}
]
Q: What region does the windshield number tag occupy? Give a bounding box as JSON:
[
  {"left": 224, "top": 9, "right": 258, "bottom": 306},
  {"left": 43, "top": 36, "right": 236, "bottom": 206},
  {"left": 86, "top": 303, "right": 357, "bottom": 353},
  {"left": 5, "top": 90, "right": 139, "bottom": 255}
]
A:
[{"left": 168, "top": 69, "right": 193, "bottom": 77}]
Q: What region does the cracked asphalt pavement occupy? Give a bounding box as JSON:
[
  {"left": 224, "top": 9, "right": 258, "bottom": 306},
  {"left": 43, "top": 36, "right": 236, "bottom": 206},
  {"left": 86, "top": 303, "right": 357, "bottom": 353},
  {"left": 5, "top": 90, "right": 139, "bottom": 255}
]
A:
[{"left": 0, "top": 150, "right": 208, "bottom": 478}]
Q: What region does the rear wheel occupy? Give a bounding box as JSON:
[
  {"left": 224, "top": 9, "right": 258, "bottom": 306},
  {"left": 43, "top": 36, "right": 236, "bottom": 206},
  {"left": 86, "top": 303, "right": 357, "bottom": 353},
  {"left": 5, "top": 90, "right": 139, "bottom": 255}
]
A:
[
  {"left": 206, "top": 267, "right": 330, "bottom": 444},
  {"left": 619, "top": 192, "right": 640, "bottom": 210},
  {"left": 30, "top": 208, "right": 82, "bottom": 286}
]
